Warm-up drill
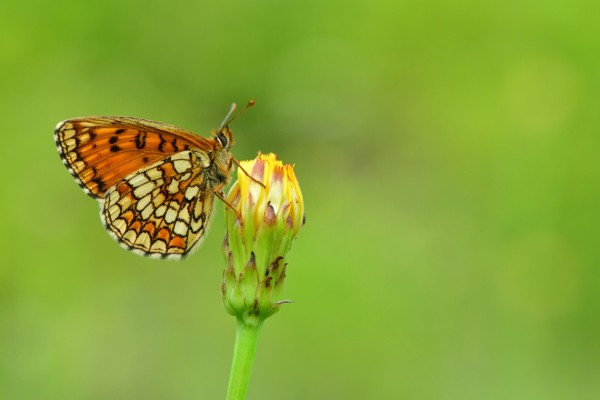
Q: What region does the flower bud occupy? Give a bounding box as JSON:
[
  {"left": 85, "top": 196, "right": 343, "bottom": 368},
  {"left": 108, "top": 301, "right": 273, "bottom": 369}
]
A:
[{"left": 222, "top": 153, "right": 304, "bottom": 323}]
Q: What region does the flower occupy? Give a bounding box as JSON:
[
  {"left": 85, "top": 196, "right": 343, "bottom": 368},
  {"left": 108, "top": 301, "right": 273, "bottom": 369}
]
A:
[{"left": 222, "top": 153, "right": 304, "bottom": 324}]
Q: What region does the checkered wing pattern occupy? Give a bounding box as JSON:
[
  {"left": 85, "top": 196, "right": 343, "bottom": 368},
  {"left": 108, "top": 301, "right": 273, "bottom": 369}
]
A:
[
  {"left": 101, "top": 150, "right": 216, "bottom": 259},
  {"left": 54, "top": 115, "right": 235, "bottom": 259}
]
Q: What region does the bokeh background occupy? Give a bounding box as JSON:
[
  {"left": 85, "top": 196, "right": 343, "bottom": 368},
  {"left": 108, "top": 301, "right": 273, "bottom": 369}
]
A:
[{"left": 2, "top": 1, "right": 599, "bottom": 399}]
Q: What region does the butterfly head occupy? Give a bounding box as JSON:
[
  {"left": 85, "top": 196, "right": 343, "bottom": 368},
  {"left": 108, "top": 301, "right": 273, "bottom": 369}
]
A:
[{"left": 214, "top": 126, "right": 235, "bottom": 149}]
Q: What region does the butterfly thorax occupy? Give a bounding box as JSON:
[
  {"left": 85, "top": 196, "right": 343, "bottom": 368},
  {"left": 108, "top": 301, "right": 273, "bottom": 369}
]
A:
[{"left": 209, "top": 126, "right": 235, "bottom": 187}]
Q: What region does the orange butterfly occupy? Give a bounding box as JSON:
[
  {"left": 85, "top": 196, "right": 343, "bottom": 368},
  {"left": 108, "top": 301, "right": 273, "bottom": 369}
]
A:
[{"left": 55, "top": 102, "right": 253, "bottom": 259}]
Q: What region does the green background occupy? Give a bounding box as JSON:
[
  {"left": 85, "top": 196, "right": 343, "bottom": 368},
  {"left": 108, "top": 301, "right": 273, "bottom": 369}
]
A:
[{"left": 2, "top": 1, "right": 599, "bottom": 399}]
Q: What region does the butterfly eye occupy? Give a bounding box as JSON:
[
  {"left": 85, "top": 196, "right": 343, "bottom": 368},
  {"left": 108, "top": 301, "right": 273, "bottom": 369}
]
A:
[{"left": 216, "top": 133, "right": 228, "bottom": 148}]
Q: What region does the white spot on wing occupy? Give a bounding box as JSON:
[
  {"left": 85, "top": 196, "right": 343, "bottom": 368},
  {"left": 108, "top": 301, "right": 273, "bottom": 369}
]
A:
[
  {"left": 165, "top": 208, "right": 177, "bottom": 224},
  {"left": 108, "top": 190, "right": 120, "bottom": 205},
  {"left": 140, "top": 203, "right": 154, "bottom": 220},
  {"left": 155, "top": 204, "right": 167, "bottom": 217},
  {"left": 178, "top": 206, "right": 190, "bottom": 222},
  {"left": 108, "top": 204, "right": 121, "bottom": 220},
  {"left": 171, "top": 152, "right": 189, "bottom": 161},
  {"left": 112, "top": 219, "right": 128, "bottom": 235},
  {"left": 174, "top": 221, "right": 188, "bottom": 236},
  {"left": 123, "top": 229, "right": 137, "bottom": 244},
  {"left": 146, "top": 167, "right": 162, "bottom": 180},
  {"left": 129, "top": 173, "right": 149, "bottom": 188},
  {"left": 190, "top": 218, "right": 203, "bottom": 232},
  {"left": 136, "top": 232, "right": 152, "bottom": 249},
  {"left": 150, "top": 239, "right": 167, "bottom": 253},
  {"left": 64, "top": 137, "right": 77, "bottom": 151},
  {"left": 134, "top": 181, "right": 154, "bottom": 199},
  {"left": 184, "top": 185, "right": 199, "bottom": 200},
  {"left": 136, "top": 193, "right": 152, "bottom": 211},
  {"left": 167, "top": 179, "right": 180, "bottom": 194},
  {"left": 173, "top": 159, "right": 192, "bottom": 173}
]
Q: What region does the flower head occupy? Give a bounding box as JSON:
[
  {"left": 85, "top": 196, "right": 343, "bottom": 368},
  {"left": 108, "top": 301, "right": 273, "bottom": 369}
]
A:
[{"left": 222, "top": 153, "right": 304, "bottom": 323}]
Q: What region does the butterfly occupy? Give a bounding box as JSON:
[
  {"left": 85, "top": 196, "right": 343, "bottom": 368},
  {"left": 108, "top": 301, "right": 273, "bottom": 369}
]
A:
[{"left": 55, "top": 102, "right": 254, "bottom": 260}]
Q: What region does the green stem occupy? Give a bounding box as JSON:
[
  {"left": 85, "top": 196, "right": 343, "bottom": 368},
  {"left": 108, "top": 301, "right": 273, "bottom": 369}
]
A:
[{"left": 226, "top": 316, "right": 263, "bottom": 400}]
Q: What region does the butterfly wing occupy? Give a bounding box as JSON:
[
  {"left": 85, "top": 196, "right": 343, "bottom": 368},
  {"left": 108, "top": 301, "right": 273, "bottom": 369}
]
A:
[
  {"left": 101, "top": 150, "right": 217, "bottom": 259},
  {"left": 54, "top": 116, "right": 216, "bottom": 198}
]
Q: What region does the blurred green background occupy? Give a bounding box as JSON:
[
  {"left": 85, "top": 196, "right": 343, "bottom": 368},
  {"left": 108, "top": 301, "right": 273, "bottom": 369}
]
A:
[{"left": 2, "top": 1, "right": 599, "bottom": 399}]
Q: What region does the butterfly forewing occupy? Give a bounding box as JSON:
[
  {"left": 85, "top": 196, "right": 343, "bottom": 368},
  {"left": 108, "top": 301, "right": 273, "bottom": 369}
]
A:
[{"left": 54, "top": 117, "right": 216, "bottom": 198}]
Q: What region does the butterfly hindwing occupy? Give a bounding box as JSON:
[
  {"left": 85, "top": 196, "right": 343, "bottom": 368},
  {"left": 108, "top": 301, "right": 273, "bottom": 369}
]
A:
[{"left": 100, "top": 150, "right": 217, "bottom": 259}]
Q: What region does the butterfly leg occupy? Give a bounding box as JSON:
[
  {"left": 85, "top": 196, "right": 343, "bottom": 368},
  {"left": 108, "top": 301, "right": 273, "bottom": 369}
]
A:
[
  {"left": 232, "top": 158, "right": 266, "bottom": 188},
  {"left": 213, "top": 183, "right": 243, "bottom": 221}
]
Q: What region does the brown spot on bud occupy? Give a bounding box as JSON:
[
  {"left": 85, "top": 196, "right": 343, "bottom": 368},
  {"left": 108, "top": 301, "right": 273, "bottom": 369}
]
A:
[
  {"left": 250, "top": 159, "right": 265, "bottom": 182},
  {"left": 222, "top": 233, "right": 229, "bottom": 252},
  {"left": 245, "top": 252, "right": 257, "bottom": 269},
  {"left": 264, "top": 202, "right": 276, "bottom": 225},
  {"left": 271, "top": 166, "right": 284, "bottom": 185},
  {"left": 267, "top": 257, "right": 284, "bottom": 276},
  {"left": 264, "top": 276, "right": 273, "bottom": 288}
]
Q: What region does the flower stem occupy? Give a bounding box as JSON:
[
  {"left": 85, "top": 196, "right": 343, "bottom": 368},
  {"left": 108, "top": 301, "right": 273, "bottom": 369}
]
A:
[{"left": 226, "top": 316, "right": 263, "bottom": 400}]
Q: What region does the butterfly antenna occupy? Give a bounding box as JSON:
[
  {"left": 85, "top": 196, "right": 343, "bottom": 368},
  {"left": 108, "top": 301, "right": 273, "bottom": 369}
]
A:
[
  {"left": 219, "top": 103, "right": 237, "bottom": 129},
  {"left": 220, "top": 100, "right": 255, "bottom": 129}
]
